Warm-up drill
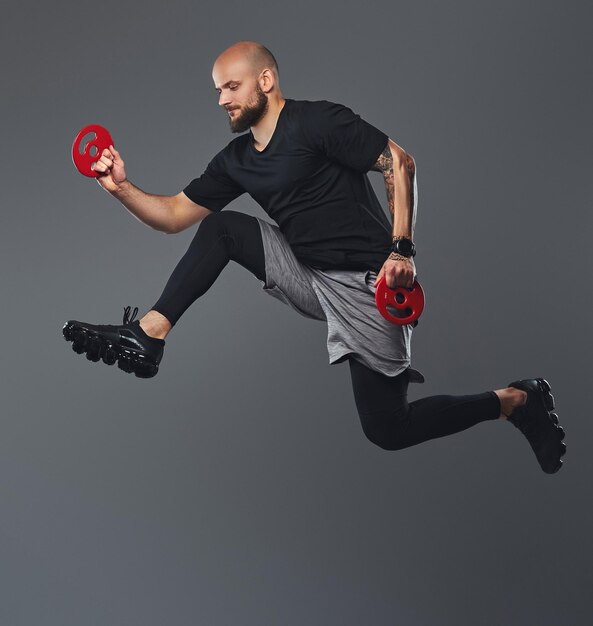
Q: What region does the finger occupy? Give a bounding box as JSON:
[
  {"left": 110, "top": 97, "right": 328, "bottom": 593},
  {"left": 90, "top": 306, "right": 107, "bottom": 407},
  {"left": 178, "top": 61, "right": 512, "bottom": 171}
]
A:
[
  {"left": 109, "top": 145, "right": 120, "bottom": 159},
  {"left": 95, "top": 156, "right": 113, "bottom": 172},
  {"left": 393, "top": 267, "right": 410, "bottom": 289},
  {"left": 374, "top": 269, "right": 384, "bottom": 286},
  {"left": 386, "top": 268, "right": 398, "bottom": 289},
  {"left": 91, "top": 160, "right": 108, "bottom": 173},
  {"left": 100, "top": 148, "right": 114, "bottom": 161}
]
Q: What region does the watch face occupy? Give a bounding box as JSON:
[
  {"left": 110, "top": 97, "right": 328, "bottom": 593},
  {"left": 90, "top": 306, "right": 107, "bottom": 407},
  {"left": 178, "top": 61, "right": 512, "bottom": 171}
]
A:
[{"left": 397, "top": 239, "right": 413, "bottom": 255}]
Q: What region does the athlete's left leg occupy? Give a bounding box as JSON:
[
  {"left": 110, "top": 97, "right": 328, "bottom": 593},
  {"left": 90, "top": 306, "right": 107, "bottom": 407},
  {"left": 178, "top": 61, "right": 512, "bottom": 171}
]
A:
[{"left": 62, "top": 211, "right": 266, "bottom": 377}]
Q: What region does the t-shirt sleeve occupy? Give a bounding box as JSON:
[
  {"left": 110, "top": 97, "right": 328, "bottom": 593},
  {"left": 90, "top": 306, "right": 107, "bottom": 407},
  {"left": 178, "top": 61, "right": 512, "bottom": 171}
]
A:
[
  {"left": 182, "top": 149, "right": 244, "bottom": 212},
  {"left": 300, "top": 100, "right": 389, "bottom": 173}
]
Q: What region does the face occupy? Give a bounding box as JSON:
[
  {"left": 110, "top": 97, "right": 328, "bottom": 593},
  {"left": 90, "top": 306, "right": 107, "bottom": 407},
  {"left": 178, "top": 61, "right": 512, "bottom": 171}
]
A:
[{"left": 213, "top": 59, "right": 269, "bottom": 133}]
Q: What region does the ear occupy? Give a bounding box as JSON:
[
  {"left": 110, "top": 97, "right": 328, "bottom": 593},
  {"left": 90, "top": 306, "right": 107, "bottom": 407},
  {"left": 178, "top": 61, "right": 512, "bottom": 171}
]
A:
[{"left": 259, "top": 68, "right": 276, "bottom": 94}]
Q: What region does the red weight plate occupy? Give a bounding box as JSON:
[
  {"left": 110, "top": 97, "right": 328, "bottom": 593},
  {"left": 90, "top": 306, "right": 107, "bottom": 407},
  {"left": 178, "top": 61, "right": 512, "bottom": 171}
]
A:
[
  {"left": 375, "top": 276, "right": 425, "bottom": 325},
  {"left": 71, "top": 124, "right": 114, "bottom": 177}
]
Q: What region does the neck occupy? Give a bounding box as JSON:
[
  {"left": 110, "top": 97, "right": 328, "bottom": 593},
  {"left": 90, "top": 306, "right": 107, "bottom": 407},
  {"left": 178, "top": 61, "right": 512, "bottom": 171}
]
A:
[{"left": 251, "top": 96, "right": 286, "bottom": 149}]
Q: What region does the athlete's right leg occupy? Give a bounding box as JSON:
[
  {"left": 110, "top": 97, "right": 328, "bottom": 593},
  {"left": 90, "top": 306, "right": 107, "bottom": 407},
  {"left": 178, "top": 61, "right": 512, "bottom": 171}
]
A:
[
  {"left": 347, "top": 357, "right": 566, "bottom": 473},
  {"left": 347, "top": 356, "right": 503, "bottom": 451},
  {"left": 63, "top": 211, "right": 266, "bottom": 377}
]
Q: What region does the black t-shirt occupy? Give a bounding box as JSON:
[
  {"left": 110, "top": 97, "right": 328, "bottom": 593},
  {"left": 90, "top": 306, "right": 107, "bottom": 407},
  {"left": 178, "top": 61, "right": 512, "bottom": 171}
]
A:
[{"left": 183, "top": 98, "right": 392, "bottom": 272}]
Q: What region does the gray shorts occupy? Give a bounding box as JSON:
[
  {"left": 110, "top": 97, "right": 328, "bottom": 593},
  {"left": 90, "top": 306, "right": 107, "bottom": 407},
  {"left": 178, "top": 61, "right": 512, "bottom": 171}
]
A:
[{"left": 256, "top": 218, "right": 425, "bottom": 382}]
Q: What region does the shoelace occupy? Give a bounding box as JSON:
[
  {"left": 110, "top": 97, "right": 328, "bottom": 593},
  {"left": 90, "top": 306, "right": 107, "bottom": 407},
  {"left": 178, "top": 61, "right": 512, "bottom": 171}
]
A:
[{"left": 123, "top": 305, "right": 139, "bottom": 325}]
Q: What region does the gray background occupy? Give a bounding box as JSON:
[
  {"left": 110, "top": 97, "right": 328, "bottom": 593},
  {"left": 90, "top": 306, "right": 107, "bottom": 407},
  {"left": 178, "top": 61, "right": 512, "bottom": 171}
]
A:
[{"left": 1, "top": 0, "right": 591, "bottom": 624}]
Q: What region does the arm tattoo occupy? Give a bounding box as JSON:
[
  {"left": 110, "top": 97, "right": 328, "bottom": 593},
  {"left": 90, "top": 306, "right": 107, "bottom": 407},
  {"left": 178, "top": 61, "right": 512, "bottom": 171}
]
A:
[
  {"left": 371, "top": 144, "right": 416, "bottom": 229},
  {"left": 370, "top": 145, "right": 395, "bottom": 216},
  {"left": 370, "top": 144, "right": 393, "bottom": 173}
]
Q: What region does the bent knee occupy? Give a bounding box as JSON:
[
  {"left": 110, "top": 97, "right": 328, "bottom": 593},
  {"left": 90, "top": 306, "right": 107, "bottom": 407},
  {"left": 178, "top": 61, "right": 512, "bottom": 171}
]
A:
[
  {"left": 199, "top": 210, "right": 236, "bottom": 232},
  {"left": 196, "top": 211, "right": 241, "bottom": 250},
  {"left": 360, "top": 414, "right": 410, "bottom": 451},
  {"left": 365, "top": 434, "right": 407, "bottom": 452}
]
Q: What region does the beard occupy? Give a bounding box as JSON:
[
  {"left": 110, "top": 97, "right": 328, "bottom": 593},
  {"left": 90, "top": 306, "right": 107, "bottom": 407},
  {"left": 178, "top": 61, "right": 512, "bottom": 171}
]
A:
[{"left": 228, "top": 84, "right": 269, "bottom": 133}]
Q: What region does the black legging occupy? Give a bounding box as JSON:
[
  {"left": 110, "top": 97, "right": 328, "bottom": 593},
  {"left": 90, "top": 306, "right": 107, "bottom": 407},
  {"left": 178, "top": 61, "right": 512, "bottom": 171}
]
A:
[
  {"left": 152, "top": 210, "right": 502, "bottom": 450},
  {"left": 348, "top": 358, "right": 500, "bottom": 450},
  {"left": 152, "top": 210, "right": 266, "bottom": 326}
]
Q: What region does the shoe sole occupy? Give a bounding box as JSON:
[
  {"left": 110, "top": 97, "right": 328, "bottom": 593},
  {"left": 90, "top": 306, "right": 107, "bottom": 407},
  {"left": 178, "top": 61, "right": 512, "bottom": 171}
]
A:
[
  {"left": 538, "top": 378, "right": 567, "bottom": 473},
  {"left": 513, "top": 378, "right": 567, "bottom": 474},
  {"left": 62, "top": 322, "right": 159, "bottom": 378}
]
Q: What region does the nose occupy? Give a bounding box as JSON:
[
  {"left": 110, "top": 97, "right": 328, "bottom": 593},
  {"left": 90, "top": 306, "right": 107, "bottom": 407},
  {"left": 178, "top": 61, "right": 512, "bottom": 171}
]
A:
[{"left": 218, "top": 91, "right": 231, "bottom": 108}]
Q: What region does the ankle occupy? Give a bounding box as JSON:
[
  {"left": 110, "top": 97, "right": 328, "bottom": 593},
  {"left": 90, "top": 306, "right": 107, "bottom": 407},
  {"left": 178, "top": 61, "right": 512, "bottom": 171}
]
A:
[
  {"left": 139, "top": 310, "right": 172, "bottom": 340},
  {"left": 495, "top": 387, "right": 527, "bottom": 420}
]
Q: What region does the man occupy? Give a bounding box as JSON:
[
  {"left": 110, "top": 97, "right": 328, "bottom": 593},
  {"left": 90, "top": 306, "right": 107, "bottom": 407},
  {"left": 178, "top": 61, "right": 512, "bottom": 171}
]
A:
[{"left": 63, "top": 41, "right": 566, "bottom": 473}]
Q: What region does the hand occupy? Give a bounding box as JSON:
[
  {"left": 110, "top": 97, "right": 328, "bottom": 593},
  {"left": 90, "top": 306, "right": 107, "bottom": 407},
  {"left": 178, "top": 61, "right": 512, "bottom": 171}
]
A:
[
  {"left": 92, "top": 144, "right": 127, "bottom": 193},
  {"left": 374, "top": 255, "right": 416, "bottom": 289}
]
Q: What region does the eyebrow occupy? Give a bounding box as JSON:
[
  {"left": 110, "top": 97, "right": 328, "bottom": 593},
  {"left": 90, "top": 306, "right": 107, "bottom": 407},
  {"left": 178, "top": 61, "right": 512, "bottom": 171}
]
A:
[{"left": 214, "top": 80, "right": 240, "bottom": 91}]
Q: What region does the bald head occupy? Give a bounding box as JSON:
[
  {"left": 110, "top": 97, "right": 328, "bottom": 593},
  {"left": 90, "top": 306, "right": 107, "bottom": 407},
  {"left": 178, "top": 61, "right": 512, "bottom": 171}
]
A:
[
  {"left": 212, "top": 41, "right": 284, "bottom": 133},
  {"left": 213, "top": 41, "right": 279, "bottom": 83}
]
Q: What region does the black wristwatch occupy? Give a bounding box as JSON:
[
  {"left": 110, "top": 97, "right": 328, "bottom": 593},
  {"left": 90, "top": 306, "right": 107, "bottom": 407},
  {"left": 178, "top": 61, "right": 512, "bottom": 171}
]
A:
[{"left": 390, "top": 237, "right": 416, "bottom": 257}]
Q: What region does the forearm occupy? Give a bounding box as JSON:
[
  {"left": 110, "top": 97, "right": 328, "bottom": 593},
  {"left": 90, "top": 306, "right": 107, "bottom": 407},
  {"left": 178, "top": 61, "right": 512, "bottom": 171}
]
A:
[
  {"left": 372, "top": 141, "right": 417, "bottom": 240},
  {"left": 386, "top": 147, "right": 416, "bottom": 240},
  {"left": 111, "top": 180, "right": 177, "bottom": 234},
  {"left": 370, "top": 140, "right": 418, "bottom": 288}
]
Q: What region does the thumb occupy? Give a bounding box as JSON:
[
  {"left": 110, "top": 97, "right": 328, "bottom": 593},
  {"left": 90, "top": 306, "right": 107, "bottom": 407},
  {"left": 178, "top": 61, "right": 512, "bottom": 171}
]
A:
[{"left": 374, "top": 267, "right": 384, "bottom": 286}]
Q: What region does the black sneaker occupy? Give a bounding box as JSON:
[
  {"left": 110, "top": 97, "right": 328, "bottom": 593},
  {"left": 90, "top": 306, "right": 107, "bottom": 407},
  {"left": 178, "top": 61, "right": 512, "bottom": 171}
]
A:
[
  {"left": 507, "top": 378, "right": 566, "bottom": 474},
  {"left": 62, "top": 306, "right": 165, "bottom": 378}
]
